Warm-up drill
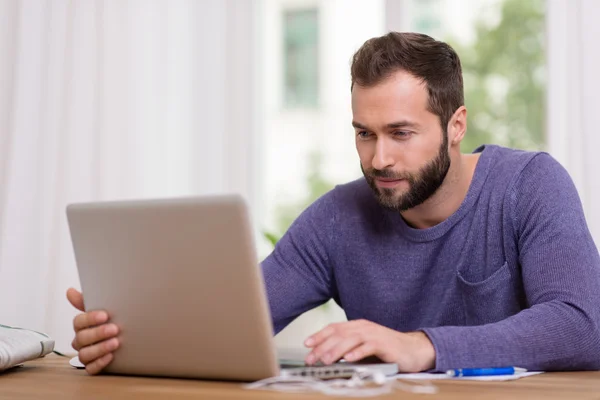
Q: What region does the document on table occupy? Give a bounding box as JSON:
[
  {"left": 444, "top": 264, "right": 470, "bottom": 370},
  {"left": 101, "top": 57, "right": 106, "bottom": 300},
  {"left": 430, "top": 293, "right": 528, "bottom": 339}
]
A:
[
  {"left": 390, "top": 371, "right": 544, "bottom": 381},
  {"left": 0, "top": 325, "right": 55, "bottom": 371}
]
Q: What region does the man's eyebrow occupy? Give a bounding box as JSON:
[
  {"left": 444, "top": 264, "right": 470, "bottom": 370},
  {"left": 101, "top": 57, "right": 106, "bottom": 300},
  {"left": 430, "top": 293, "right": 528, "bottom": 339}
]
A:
[
  {"left": 351, "top": 121, "right": 369, "bottom": 130},
  {"left": 385, "top": 120, "right": 420, "bottom": 129},
  {"left": 351, "top": 120, "right": 420, "bottom": 130}
]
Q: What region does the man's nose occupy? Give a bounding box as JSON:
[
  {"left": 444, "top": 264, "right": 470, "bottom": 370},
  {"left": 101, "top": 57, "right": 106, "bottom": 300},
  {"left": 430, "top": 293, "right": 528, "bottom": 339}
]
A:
[{"left": 372, "top": 137, "right": 395, "bottom": 171}]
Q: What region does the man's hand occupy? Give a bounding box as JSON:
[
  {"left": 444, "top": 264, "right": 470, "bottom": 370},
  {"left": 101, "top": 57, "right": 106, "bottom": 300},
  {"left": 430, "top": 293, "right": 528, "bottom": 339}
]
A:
[
  {"left": 303, "top": 319, "right": 435, "bottom": 372},
  {"left": 67, "top": 288, "right": 120, "bottom": 375}
]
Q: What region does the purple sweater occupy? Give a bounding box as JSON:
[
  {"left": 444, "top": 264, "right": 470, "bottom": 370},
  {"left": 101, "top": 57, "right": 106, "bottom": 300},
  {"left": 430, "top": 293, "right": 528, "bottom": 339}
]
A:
[{"left": 261, "top": 145, "right": 600, "bottom": 371}]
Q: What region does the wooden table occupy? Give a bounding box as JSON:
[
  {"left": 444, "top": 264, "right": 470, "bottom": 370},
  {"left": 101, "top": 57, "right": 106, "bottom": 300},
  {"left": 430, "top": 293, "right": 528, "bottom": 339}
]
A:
[{"left": 2, "top": 354, "right": 600, "bottom": 399}]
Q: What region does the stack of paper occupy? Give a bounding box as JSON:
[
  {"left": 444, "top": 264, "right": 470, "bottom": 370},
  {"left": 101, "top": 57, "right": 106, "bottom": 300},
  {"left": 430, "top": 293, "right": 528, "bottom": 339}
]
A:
[{"left": 0, "top": 324, "right": 55, "bottom": 371}]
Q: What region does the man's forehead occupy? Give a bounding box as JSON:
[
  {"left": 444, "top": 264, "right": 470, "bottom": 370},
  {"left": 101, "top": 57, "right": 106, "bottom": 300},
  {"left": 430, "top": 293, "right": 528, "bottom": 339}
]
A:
[{"left": 351, "top": 72, "right": 428, "bottom": 111}]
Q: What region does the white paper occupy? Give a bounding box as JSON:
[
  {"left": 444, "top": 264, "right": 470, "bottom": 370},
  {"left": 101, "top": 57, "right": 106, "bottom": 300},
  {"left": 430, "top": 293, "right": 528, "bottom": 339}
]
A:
[
  {"left": 390, "top": 371, "right": 544, "bottom": 381},
  {"left": 0, "top": 325, "right": 55, "bottom": 371}
]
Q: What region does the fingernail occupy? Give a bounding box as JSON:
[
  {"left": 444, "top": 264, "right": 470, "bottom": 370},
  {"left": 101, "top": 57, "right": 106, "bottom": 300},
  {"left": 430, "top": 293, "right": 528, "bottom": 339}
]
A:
[
  {"left": 322, "top": 353, "right": 332, "bottom": 364},
  {"left": 345, "top": 352, "right": 354, "bottom": 361},
  {"left": 105, "top": 324, "right": 118, "bottom": 335},
  {"left": 96, "top": 312, "right": 107, "bottom": 323},
  {"left": 304, "top": 338, "right": 314, "bottom": 347},
  {"left": 305, "top": 354, "right": 315, "bottom": 364},
  {"left": 106, "top": 338, "right": 119, "bottom": 351}
]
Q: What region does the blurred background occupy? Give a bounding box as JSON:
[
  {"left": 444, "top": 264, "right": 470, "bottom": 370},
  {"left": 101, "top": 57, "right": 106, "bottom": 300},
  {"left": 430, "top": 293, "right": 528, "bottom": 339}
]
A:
[{"left": 1, "top": 0, "right": 599, "bottom": 353}]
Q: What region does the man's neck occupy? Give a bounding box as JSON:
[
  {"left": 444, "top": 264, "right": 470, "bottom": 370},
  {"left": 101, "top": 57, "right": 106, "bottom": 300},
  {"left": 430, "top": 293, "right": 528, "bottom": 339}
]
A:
[{"left": 400, "top": 152, "right": 481, "bottom": 229}]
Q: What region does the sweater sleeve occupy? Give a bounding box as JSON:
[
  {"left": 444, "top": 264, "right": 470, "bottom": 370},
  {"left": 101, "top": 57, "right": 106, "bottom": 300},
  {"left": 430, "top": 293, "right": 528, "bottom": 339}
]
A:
[
  {"left": 260, "top": 190, "right": 338, "bottom": 334},
  {"left": 422, "top": 153, "right": 600, "bottom": 371}
]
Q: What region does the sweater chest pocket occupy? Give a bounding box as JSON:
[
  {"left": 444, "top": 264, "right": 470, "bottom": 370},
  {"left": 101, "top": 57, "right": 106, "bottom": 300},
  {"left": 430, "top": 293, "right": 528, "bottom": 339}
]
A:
[{"left": 456, "top": 261, "right": 522, "bottom": 325}]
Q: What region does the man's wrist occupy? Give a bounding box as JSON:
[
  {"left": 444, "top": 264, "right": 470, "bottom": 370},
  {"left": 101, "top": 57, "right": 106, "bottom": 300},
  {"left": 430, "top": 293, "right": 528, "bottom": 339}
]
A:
[{"left": 407, "top": 331, "right": 436, "bottom": 371}]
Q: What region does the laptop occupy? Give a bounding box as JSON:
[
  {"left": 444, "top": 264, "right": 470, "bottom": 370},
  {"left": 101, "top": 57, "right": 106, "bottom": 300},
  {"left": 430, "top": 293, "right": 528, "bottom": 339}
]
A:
[{"left": 66, "top": 195, "right": 398, "bottom": 381}]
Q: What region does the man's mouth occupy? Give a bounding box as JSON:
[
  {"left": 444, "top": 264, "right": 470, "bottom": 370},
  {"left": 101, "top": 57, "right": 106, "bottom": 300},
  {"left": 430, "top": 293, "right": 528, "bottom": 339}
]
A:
[{"left": 374, "top": 177, "right": 404, "bottom": 189}]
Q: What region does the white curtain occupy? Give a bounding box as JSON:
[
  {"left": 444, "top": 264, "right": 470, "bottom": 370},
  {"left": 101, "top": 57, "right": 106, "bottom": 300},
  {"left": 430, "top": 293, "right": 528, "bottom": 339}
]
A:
[
  {"left": 546, "top": 0, "right": 600, "bottom": 245},
  {"left": 0, "top": 0, "right": 259, "bottom": 352}
]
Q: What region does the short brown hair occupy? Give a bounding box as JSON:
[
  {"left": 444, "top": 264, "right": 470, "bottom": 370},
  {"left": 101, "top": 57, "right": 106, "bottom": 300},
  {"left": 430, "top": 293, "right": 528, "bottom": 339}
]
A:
[{"left": 351, "top": 32, "right": 464, "bottom": 133}]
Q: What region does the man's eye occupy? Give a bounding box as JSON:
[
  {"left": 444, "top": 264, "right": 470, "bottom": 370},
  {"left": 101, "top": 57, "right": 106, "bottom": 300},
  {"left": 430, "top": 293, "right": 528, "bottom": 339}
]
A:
[
  {"left": 393, "top": 131, "right": 412, "bottom": 139},
  {"left": 357, "top": 131, "right": 371, "bottom": 139}
]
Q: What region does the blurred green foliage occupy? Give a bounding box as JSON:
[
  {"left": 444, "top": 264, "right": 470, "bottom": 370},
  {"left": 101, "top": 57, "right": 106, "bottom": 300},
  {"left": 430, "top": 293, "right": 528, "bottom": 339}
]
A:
[{"left": 450, "top": 0, "right": 545, "bottom": 152}]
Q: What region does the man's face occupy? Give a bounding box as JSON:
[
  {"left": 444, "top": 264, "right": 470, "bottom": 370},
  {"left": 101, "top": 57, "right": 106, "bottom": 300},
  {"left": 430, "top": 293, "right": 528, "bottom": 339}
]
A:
[{"left": 352, "top": 70, "right": 451, "bottom": 212}]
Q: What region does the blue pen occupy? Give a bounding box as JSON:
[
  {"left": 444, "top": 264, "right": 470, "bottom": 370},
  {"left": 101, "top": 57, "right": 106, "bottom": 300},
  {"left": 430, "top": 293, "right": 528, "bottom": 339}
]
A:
[{"left": 446, "top": 366, "right": 527, "bottom": 377}]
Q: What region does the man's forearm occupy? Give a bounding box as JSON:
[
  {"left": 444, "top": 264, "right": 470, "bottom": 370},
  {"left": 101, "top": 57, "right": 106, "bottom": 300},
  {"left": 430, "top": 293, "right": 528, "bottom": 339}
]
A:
[{"left": 421, "top": 300, "right": 600, "bottom": 371}]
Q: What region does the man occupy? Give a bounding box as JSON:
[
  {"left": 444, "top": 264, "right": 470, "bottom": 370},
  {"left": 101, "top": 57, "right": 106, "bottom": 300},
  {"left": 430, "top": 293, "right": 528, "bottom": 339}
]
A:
[{"left": 68, "top": 32, "right": 600, "bottom": 375}]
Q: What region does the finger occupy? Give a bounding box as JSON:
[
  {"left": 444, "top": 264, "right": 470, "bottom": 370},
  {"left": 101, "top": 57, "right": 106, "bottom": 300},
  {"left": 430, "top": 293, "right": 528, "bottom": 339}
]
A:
[
  {"left": 78, "top": 337, "right": 120, "bottom": 365},
  {"left": 343, "top": 342, "right": 377, "bottom": 363},
  {"left": 67, "top": 288, "right": 85, "bottom": 312},
  {"left": 73, "top": 310, "right": 108, "bottom": 332},
  {"left": 305, "top": 319, "right": 372, "bottom": 349},
  {"left": 304, "top": 322, "right": 348, "bottom": 348},
  {"left": 305, "top": 335, "right": 346, "bottom": 365},
  {"left": 85, "top": 352, "right": 114, "bottom": 375},
  {"left": 319, "top": 334, "right": 364, "bottom": 365},
  {"left": 75, "top": 323, "right": 119, "bottom": 349}
]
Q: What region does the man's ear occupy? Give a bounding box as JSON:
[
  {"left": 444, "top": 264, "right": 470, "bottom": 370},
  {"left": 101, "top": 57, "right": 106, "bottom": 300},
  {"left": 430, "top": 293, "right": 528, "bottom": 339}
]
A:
[{"left": 447, "top": 106, "right": 467, "bottom": 145}]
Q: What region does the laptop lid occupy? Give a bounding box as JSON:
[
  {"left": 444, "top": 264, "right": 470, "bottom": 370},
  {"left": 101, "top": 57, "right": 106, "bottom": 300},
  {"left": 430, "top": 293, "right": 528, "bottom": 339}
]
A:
[{"left": 66, "top": 195, "right": 279, "bottom": 381}]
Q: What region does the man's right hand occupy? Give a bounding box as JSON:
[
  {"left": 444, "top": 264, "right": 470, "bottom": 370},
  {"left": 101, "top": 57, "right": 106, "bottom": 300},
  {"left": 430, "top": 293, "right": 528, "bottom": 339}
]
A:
[{"left": 67, "top": 288, "right": 120, "bottom": 375}]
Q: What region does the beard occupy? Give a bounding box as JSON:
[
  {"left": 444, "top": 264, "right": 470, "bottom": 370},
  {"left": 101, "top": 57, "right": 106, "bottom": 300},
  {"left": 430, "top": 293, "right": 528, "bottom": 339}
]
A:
[{"left": 362, "top": 135, "right": 451, "bottom": 212}]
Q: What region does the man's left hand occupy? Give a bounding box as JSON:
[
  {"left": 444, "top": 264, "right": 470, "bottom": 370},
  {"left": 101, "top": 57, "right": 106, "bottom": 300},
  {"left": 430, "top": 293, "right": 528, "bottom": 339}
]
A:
[{"left": 303, "top": 319, "right": 435, "bottom": 372}]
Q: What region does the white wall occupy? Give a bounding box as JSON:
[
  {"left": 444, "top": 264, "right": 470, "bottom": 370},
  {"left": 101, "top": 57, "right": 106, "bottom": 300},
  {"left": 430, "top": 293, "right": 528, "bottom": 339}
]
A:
[{"left": 0, "top": 0, "right": 260, "bottom": 352}]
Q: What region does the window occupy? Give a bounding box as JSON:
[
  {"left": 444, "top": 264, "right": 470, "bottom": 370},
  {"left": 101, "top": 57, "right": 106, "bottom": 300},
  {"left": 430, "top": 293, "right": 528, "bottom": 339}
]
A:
[
  {"left": 412, "top": 0, "right": 443, "bottom": 38},
  {"left": 283, "top": 8, "right": 319, "bottom": 108}
]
